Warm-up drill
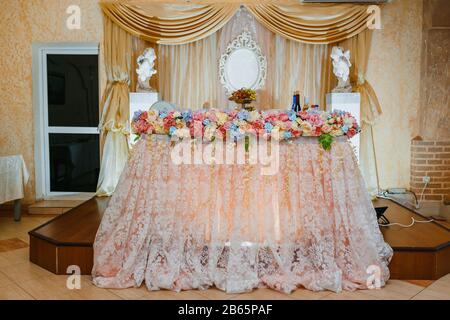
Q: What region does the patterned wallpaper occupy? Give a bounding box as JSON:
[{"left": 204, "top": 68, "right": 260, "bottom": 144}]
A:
[
  {"left": 0, "top": 0, "right": 425, "bottom": 203},
  {"left": 0, "top": 0, "right": 104, "bottom": 203}
]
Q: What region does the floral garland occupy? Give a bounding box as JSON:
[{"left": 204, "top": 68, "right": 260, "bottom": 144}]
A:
[{"left": 132, "top": 108, "right": 360, "bottom": 150}]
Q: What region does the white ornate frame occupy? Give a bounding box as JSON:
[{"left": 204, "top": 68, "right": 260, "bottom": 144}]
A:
[{"left": 219, "top": 31, "right": 267, "bottom": 94}]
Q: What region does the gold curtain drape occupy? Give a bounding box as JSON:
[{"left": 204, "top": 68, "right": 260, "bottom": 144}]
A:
[
  {"left": 246, "top": 3, "right": 369, "bottom": 44},
  {"left": 100, "top": 1, "right": 371, "bottom": 45},
  {"left": 100, "top": 2, "right": 240, "bottom": 45},
  {"left": 96, "top": 16, "right": 133, "bottom": 196}
]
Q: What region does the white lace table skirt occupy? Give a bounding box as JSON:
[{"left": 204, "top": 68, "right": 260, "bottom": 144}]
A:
[{"left": 92, "top": 136, "right": 392, "bottom": 293}]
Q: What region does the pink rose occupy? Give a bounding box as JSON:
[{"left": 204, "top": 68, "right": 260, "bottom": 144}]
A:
[
  {"left": 313, "top": 126, "right": 322, "bottom": 136},
  {"left": 139, "top": 111, "right": 148, "bottom": 121},
  {"left": 207, "top": 112, "right": 217, "bottom": 122},
  {"left": 347, "top": 128, "right": 357, "bottom": 138},
  {"left": 278, "top": 113, "right": 289, "bottom": 122},
  {"left": 321, "top": 124, "right": 332, "bottom": 133},
  {"left": 308, "top": 114, "right": 324, "bottom": 127},
  {"left": 193, "top": 112, "right": 205, "bottom": 122},
  {"left": 298, "top": 111, "right": 309, "bottom": 120}
]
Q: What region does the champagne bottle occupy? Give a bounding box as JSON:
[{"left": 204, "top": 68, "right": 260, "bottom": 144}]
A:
[
  {"left": 291, "top": 91, "right": 301, "bottom": 112},
  {"left": 291, "top": 92, "right": 297, "bottom": 111}
]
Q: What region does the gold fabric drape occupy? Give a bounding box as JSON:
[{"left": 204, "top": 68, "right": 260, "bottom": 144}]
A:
[
  {"left": 96, "top": 16, "right": 133, "bottom": 196},
  {"left": 245, "top": 2, "right": 369, "bottom": 44},
  {"left": 100, "top": 2, "right": 240, "bottom": 45},
  {"left": 100, "top": 1, "right": 371, "bottom": 45}
]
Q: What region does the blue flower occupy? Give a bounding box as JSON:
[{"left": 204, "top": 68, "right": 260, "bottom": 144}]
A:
[
  {"left": 169, "top": 126, "right": 177, "bottom": 136},
  {"left": 230, "top": 129, "right": 243, "bottom": 141},
  {"left": 203, "top": 119, "right": 211, "bottom": 126},
  {"left": 182, "top": 110, "right": 192, "bottom": 122},
  {"left": 342, "top": 124, "right": 349, "bottom": 133},
  {"left": 230, "top": 123, "right": 238, "bottom": 131},
  {"left": 288, "top": 111, "right": 297, "bottom": 121},
  {"left": 283, "top": 131, "right": 292, "bottom": 139},
  {"left": 159, "top": 111, "right": 168, "bottom": 118},
  {"left": 132, "top": 110, "right": 142, "bottom": 122},
  {"left": 237, "top": 110, "right": 249, "bottom": 121},
  {"left": 264, "top": 122, "right": 273, "bottom": 132}
]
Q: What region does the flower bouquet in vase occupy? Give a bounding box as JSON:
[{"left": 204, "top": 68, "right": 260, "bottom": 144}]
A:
[{"left": 229, "top": 88, "right": 256, "bottom": 111}]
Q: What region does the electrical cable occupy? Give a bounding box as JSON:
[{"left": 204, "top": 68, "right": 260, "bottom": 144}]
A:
[{"left": 379, "top": 216, "right": 434, "bottom": 228}]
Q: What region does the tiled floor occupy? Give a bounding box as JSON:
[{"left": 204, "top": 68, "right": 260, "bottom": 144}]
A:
[{"left": 0, "top": 213, "right": 449, "bottom": 300}]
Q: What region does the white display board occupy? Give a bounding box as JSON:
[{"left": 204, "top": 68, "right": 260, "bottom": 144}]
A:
[
  {"left": 326, "top": 93, "right": 361, "bottom": 162},
  {"left": 129, "top": 92, "right": 159, "bottom": 146}
]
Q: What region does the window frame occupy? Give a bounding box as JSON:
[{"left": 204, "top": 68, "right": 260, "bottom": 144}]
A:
[{"left": 32, "top": 43, "right": 100, "bottom": 199}]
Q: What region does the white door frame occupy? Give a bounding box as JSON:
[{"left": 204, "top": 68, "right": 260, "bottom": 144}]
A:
[{"left": 32, "top": 42, "right": 100, "bottom": 200}]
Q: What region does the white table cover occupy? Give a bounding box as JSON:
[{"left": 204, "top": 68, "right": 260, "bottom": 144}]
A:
[
  {"left": 92, "top": 136, "right": 392, "bottom": 293},
  {"left": 0, "top": 155, "right": 29, "bottom": 204}
]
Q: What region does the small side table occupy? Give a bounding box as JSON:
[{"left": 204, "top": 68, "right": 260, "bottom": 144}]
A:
[
  {"left": 0, "top": 155, "right": 29, "bottom": 221},
  {"left": 13, "top": 199, "right": 22, "bottom": 221}
]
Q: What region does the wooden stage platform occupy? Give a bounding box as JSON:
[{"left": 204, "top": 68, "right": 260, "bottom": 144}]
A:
[{"left": 29, "top": 197, "right": 450, "bottom": 279}]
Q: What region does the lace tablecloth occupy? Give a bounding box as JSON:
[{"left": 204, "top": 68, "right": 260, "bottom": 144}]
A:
[
  {"left": 92, "top": 136, "right": 392, "bottom": 293},
  {"left": 0, "top": 155, "right": 29, "bottom": 204}
]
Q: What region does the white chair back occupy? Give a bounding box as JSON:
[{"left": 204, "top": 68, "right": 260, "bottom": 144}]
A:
[{"left": 150, "top": 101, "right": 176, "bottom": 112}]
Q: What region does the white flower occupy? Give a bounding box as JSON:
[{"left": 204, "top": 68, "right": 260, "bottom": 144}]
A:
[
  {"left": 176, "top": 127, "right": 190, "bottom": 139},
  {"left": 344, "top": 117, "right": 354, "bottom": 126},
  {"left": 249, "top": 110, "right": 260, "bottom": 122},
  {"left": 204, "top": 126, "right": 216, "bottom": 141},
  {"left": 173, "top": 111, "right": 181, "bottom": 118},
  {"left": 148, "top": 110, "right": 158, "bottom": 122}
]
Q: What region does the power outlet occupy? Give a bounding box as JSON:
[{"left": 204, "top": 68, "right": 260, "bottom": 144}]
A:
[
  {"left": 387, "top": 188, "right": 407, "bottom": 194},
  {"left": 422, "top": 176, "right": 431, "bottom": 184}
]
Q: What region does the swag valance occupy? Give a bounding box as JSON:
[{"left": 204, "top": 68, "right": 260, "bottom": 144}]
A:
[{"left": 100, "top": 1, "right": 372, "bottom": 45}]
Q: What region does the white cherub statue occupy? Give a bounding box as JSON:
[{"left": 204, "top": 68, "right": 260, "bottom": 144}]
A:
[
  {"left": 136, "top": 48, "right": 157, "bottom": 92},
  {"left": 331, "top": 46, "right": 352, "bottom": 93}
]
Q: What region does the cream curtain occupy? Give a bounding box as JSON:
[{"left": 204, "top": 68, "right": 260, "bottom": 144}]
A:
[
  {"left": 336, "top": 30, "right": 383, "bottom": 197},
  {"left": 96, "top": 16, "right": 133, "bottom": 196},
  {"left": 156, "top": 12, "right": 329, "bottom": 111},
  {"left": 158, "top": 34, "right": 219, "bottom": 109}
]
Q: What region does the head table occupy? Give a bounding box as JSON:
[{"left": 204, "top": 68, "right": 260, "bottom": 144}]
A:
[{"left": 92, "top": 134, "right": 392, "bottom": 294}]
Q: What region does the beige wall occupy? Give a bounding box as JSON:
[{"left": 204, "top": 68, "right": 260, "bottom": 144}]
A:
[
  {"left": 0, "top": 0, "right": 103, "bottom": 203},
  {"left": 0, "top": 0, "right": 425, "bottom": 203},
  {"left": 418, "top": 0, "right": 450, "bottom": 140},
  {"left": 367, "top": 0, "right": 423, "bottom": 190}
]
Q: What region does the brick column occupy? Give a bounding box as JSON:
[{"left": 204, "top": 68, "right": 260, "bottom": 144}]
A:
[{"left": 410, "top": 140, "right": 450, "bottom": 202}]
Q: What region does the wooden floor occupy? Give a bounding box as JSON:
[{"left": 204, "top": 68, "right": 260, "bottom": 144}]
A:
[{"left": 29, "top": 197, "right": 450, "bottom": 279}]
